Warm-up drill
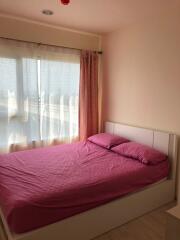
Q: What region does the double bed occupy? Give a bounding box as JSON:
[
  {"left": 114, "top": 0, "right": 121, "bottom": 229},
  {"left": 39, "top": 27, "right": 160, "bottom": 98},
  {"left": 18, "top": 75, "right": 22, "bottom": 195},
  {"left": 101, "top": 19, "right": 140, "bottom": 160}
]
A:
[{"left": 0, "top": 122, "right": 178, "bottom": 240}]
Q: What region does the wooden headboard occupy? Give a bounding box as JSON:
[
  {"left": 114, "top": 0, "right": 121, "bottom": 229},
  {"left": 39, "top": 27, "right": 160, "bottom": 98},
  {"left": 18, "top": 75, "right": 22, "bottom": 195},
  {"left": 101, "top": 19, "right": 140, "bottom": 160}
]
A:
[{"left": 105, "top": 121, "right": 178, "bottom": 180}]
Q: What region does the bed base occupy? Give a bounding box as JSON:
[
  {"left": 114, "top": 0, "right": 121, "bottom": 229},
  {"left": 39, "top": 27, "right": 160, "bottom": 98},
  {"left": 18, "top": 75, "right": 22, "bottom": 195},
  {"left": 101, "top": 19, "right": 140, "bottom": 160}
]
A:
[{"left": 0, "top": 179, "right": 176, "bottom": 240}]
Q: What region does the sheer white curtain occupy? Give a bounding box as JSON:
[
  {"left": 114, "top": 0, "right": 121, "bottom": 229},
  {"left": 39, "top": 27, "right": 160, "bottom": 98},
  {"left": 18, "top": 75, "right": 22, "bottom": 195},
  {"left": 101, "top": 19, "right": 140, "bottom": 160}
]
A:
[{"left": 0, "top": 39, "right": 80, "bottom": 152}]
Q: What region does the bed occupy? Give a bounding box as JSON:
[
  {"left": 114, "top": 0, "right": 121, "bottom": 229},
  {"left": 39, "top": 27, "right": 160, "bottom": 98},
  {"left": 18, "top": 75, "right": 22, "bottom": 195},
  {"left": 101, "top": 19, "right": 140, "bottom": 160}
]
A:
[{"left": 0, "top": 122, "right": 178, "bottom": 240}]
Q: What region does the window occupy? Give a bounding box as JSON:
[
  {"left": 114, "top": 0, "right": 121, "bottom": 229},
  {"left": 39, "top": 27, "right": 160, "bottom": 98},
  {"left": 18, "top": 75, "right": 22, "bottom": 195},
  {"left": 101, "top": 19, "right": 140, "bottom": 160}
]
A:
[{"left": 0, "top": 40, "right": 80, "bottom": 151}]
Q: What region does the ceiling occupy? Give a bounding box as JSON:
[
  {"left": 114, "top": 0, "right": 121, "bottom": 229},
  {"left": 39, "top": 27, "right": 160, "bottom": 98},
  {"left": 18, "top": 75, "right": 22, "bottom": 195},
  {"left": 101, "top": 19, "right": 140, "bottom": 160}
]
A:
[{"left": 0, "top": 0, "right": 179, "bottom": 34}]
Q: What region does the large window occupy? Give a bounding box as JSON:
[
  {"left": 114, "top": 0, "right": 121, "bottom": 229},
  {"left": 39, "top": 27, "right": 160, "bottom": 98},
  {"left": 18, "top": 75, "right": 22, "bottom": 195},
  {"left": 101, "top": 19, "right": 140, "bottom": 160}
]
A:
[{"left": 0, "top": 40, "right": 80, "bottom": 151}]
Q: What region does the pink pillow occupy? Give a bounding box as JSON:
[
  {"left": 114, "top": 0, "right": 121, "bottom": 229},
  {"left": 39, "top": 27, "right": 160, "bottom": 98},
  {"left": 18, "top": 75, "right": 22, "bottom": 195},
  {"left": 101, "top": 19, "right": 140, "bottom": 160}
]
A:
[
  {"left": 111, "top": 142, "right": 167, "bottom": 165},
  {"left": 88, "top": 133, "right": 129, "bottom": 149}
]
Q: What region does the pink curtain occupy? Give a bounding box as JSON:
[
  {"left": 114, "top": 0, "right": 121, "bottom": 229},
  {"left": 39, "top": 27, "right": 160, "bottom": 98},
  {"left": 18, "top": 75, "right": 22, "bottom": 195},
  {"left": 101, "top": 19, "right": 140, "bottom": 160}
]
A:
[{"left": 79, "top": 51, "right": 99, "bottom": 141}]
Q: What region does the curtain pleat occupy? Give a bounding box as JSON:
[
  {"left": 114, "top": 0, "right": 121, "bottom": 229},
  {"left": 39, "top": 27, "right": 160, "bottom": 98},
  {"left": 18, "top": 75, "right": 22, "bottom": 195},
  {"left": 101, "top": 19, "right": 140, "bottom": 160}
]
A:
[{"left": 79, "top": 51, "right": 99, "bottom": 141}]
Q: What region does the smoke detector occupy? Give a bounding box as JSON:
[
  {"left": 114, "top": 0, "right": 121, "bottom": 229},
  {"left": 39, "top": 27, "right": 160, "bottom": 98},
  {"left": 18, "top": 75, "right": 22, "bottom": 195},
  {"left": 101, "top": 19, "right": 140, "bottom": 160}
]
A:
[{"left": 60, "top": 0, "right": 70, "bottom": 5}]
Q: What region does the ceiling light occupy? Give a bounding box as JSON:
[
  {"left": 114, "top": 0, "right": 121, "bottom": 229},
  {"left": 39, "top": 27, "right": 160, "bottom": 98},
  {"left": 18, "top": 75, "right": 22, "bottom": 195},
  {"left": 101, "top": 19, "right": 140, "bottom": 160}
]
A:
[{"left": 42, "top": 9, "right": 54, "bottom": 15}]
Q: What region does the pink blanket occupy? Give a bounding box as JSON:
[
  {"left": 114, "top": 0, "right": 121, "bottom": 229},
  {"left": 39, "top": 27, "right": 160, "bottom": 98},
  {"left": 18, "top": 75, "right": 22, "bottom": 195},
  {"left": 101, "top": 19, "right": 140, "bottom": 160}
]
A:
[{"left": 0, "top": 141, "right": 169, "bottom": 233}]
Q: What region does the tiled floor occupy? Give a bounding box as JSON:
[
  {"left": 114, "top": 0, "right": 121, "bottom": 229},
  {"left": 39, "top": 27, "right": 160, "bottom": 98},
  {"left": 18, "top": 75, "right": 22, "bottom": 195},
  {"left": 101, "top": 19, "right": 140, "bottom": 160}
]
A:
[
  {"left": 0, "top": 219, "right": 6, "bottom": 240},
  {"left": 93, "top": 202, "right": 175, "bottom": 240}
]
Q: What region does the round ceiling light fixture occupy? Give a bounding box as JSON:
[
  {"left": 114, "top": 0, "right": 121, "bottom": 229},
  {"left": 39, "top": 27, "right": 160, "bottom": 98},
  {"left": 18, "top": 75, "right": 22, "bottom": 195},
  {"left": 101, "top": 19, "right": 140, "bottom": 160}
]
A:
[
  {"left": 42, "top": 9, "right": 54, "bottom": 15},
  {"left": 60, "top": 0, "right": 70, "bottom": 5}
]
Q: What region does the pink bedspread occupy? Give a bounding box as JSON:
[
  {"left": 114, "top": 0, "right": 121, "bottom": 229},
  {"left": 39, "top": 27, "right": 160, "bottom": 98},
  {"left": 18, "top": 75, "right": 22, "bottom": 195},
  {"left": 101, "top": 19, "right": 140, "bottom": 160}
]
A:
[{"left": 0, "top": 141, "right": 169, "bottom": 233}]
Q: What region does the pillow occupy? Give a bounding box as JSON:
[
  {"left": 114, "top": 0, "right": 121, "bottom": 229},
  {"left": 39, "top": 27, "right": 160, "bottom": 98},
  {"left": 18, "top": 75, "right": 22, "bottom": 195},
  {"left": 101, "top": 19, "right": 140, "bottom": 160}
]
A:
[
  {"left": 88, "top": 133, "right": 129, "bottom": 149},
  {"left": 111, "top": 142, "right": 167, "bottom": 165}
]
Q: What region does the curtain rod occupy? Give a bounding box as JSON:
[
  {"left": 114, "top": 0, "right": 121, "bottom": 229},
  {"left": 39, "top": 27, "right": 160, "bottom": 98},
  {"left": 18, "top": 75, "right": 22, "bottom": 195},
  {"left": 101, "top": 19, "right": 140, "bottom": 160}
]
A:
[{"left": 0, "top": 36, "right": 103, "bottom": 54}]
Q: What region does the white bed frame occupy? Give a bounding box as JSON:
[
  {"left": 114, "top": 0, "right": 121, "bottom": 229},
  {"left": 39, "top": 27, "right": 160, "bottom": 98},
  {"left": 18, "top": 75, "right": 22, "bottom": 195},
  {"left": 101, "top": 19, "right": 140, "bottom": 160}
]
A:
[{"left": 0, "top": 122, "right": 178, "bottom": 240}]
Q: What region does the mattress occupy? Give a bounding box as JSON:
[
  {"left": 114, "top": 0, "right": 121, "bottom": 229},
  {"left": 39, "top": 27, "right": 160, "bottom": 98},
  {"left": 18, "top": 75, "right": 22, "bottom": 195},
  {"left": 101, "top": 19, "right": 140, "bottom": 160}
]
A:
[{"left": 0, "top": 141, "right": 169, "bottom": 233}]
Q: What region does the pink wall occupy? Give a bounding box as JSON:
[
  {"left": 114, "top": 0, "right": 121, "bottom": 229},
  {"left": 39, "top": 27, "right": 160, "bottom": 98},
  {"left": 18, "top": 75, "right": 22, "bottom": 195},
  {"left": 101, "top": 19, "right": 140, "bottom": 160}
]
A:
[
  {"left": 102, "top": 13, "right": 180, "bottom": 134},
  {"left": 102, "top": 12, "right": 180, "bottom": 201},
  {"left": 0, "top": 15, "right": 101, "bottom": 51}
]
